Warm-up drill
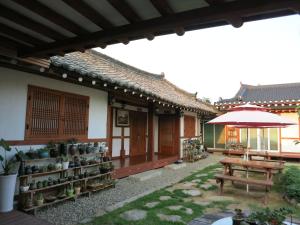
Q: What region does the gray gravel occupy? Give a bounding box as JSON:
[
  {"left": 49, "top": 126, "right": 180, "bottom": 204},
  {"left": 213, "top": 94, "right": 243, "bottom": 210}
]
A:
[{"left": 37, "top": 154, "right": 223, "bottom": 225}]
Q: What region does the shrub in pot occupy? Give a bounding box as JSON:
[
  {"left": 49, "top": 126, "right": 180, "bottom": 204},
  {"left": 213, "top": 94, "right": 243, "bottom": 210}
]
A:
[
  {"left": 68, "top": 138, "right": 77, "bottom": 156},
  {"left": 0, "top": 139, "right": 18, "bottom": 212},
  {"left": 232, "top": 209, "right": 244, "bottom": 225},
  {"left": 66, "top": 184, "right": 74, "bottom": 197},
  {"left": 35, "top": 193, "right": 44, "bottom": 206},
  {"left": 61, "top": 156, "right": 69, "bottom": 170},
  {"left": 48, "top": 141, "right": 58, "bottom": 158},
  {"left": 59, "top": 142, "right": 67, "bottom": 156}
]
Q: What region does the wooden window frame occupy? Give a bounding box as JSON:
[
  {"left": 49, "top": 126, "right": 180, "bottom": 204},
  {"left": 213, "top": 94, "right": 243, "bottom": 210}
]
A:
[
  {"left": 25, "top": 85, "right": 89, "bottom": 141},
  {"left": 184, "top": 115, "right": 196, "bottom": 138}
]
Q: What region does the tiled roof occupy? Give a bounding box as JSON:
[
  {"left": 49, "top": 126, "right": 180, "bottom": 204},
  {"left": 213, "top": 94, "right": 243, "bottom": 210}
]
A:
[
  {"left": 50, "top": 50, "right": 217, "bottom": 114},
  {"left": 217, "top": 83, "right": 300, "bottom": 104}
]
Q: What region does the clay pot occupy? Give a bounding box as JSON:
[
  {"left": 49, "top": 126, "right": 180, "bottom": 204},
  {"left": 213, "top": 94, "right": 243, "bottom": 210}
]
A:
[{"left": 74, "top": 187, "right": 81, "bottom": 195}]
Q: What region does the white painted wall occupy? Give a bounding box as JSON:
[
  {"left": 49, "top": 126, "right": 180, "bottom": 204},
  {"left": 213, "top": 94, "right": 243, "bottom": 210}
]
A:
[
  {"left": 280, "top": 112, "right": 300, "bottom": 152},
  {"left": 0, "top": 67, "right": 108, "bottom": 160}
]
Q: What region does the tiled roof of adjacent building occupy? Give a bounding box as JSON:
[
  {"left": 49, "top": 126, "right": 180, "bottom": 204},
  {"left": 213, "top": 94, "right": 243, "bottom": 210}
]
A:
[
  {"left": 50, "top": 50, "right": 218, "bottom": 114},
  {"left": 217, "top": 83, "right": 300, "bottom": 104}
]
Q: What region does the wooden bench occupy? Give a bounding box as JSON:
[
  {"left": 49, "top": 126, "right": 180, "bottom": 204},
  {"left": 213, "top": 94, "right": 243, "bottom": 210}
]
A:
[
  {"left": 231, "top": 167, "right": 279, "bottom": 175},
  {"left": 215, "top": 174, "right": 273, "bottom": 202}
]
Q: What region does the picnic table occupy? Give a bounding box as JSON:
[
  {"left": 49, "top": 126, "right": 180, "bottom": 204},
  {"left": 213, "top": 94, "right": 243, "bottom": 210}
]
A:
[{"left": 215, "top": 157, "right": 285, "bottom": 202}]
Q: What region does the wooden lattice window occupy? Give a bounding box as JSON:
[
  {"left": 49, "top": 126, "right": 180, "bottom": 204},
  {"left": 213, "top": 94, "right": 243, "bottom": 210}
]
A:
[
  {"left": 184, "top": 115, "right": 196, "bottom": 138},
  {"left": 25, "top": 85, "right": 89, "bottom": 140}
]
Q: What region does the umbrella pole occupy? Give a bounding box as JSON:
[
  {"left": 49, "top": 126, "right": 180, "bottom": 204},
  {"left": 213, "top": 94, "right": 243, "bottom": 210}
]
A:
[{"left": 246, "top": 128, "right": 249, "bottom": 193}]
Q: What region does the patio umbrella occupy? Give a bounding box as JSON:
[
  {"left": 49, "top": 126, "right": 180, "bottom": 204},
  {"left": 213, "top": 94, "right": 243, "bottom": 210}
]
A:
[{"left": 207, "top": 103, "right": 295, "bottom": 192}]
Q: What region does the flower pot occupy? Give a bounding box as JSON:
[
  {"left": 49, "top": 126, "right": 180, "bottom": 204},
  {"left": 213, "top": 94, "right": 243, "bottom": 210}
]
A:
[
  {"left": 232, "top": 218, "right": 243, "bottom": 225},
  {"left": 0, "top": 173, "right": 17, "bottom": 212},
  {"left": 35, "top": 199, "right": 44, "bottom": 206},
  {"left": 75, "top": 187, "right": 81, "bottom": 195},
  {"left": 69, "top": 145, "right": 76, "bottom": 155},
  {"left": 62, "top": 161, "right": 69, "bottom": 170}
]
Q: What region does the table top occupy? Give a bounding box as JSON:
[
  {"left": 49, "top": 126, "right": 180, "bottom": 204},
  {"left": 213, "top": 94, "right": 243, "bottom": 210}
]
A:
[
  {"left": 220, "top": 157, "right": 284, "bottom": 170},
  {"left": 211, "top": 217, "right": 296, "bottom": 225}
]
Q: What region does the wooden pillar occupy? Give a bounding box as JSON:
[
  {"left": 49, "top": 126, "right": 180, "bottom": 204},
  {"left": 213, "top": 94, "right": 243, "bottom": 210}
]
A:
[
  {"left": 107, "top": 100, "right": 113, "bottom": 157},
  {"left": 175, "top": 110, "right": 181, "bottom": 159},
  {"left": 148, "top": 103, "right": 154, "bottom": 160},
  {"left": 120, "top": 127, "right": 125, "bottom": 159}
]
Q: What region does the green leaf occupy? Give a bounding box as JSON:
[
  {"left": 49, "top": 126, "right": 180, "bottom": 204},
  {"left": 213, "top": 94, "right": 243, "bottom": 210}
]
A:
[{"left": 0, "top": 139, "right": 11, "bottom": 151}]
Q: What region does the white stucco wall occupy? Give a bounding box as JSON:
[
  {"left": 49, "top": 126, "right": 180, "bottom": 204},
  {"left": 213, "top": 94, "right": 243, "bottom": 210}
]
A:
[
  {"left": 0, "top": 67, "right": 108, "bottom": 159},
  {"left": 280, "top": 112, "right": 300, "bottom": 152}
]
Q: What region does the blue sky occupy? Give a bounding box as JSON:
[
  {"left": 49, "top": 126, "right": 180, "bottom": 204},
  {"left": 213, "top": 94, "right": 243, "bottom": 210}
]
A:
[{"left": 97, "top": 15, "right": 300, "bottom": 102}]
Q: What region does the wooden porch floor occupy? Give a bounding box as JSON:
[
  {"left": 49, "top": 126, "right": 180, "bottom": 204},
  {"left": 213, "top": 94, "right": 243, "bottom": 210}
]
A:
[
  {"left": 113, "top": 154, "right": 179, "bottom": 179},
  {"left": 0, "top": 210, "right": 52, "bottom": 225}
]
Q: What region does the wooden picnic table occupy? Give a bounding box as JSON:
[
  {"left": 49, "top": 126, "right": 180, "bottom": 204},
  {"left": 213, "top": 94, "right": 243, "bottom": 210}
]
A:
[{"left": 220, "top": 157, "right": 284, "bottom": 181}]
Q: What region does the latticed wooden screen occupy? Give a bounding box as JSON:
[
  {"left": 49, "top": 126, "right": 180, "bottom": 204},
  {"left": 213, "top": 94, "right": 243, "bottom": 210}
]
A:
[{"left": 25, "top": 86, "right": 89, "bottom": 140}]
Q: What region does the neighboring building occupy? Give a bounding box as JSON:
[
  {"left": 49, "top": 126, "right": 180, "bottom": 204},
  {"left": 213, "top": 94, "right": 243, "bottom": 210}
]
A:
[
  {"left": 207, "top": 83, "right": 300, "bottom": 153},
  {"left": 0, "top": 50, "right": 218, "bottom": 178}
]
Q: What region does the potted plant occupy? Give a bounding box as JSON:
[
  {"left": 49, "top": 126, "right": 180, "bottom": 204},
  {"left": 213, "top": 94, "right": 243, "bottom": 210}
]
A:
[
  {"left": 68, "top": 138, "right": 77, "bottom": 155},
  {"left": 232, "top": 209, "right": 244, "bottom": 225},
  {"left": 74, "top": 184, "right": 81, "bottom": 195},
  {"left": 59, "top": 142, "right": 67, "bottom": 156},
  {"left": 78, "top": 143, "right": 86, "bottom": 155},
  {"left": 66, "top": 184, "right": 74, "bottom": 197},
  {"left": 38, "top": 147, "right": 49, "bottom": 158},
  {"left": 61, "top": 156, "right": 69, "bottom": 170},
  {"left": 35, "top": 193, "right": 44, "bottom": 206},
  {"left": 48, "top": 141, "right": 59, "bottom": 158},
  {"left": 86, "top": 142, "right": 93, "bottom": 154},
  {"left": 0, "top": 139, "right": 18, "bottom": 212}
]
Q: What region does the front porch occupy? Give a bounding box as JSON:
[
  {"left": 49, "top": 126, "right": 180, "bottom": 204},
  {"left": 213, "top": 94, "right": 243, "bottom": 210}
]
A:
[{"left": 113, "top": 154, "right": 179, "bottom": 179}]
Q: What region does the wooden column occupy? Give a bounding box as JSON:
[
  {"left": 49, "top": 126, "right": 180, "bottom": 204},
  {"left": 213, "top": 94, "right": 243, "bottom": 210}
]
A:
[
  {"left": 106, "top": 98, "right": 113, "bottom": 157},
  {"left": 175, "top": 113, "right": 180, "bottom": 159},
  {"left": 148, "top": 103, "right": 154, "bottom": 160},
  {"left": 120, "top": 127, "right": 125, "bottom": 159}
]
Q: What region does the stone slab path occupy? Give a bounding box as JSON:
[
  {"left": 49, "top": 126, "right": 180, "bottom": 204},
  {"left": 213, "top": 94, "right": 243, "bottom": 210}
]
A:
[{"left": 188, "top": 212, "right": 234, "bottom": 225}]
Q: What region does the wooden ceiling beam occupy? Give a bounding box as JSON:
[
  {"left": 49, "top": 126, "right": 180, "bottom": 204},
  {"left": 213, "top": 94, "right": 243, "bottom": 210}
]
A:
[
  {"left": 150, "top": 0, "right": 174, "bottom": 16},
  {"left": 0, "top": 35, "right": 30, "bottom": 49},
  {"left": 12, "top": 0, "right": 89, "bottom": 36},
  {"left": 0, "top": 5, "right": 66, "bottom": 41},
  {"left": 204, "top": 0, "right": 226, "bottom": 6},
  {"left": 0, "top": 22, "right": 46, "bottom": 46},
  {"left": 107, "top": 0, "right": 141, "bottom": 23},
  {"left": 62, "top": 0, "right": 114, "bottom": 30},
  {"left": 20, "top": 0, "right": 300, "bottom": 57}
]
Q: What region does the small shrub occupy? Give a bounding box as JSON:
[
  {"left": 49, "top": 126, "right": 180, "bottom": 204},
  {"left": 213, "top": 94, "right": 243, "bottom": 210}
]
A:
[{"left": 277, "top": 166, "right": 300, "bottom": 201}]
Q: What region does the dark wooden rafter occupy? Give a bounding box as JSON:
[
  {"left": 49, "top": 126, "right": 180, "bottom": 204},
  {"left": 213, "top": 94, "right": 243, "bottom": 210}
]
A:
[
  {"left": 0, "top": 35, "right": 29, "bottom": 49},
  {"left": 150, "top": 0, "right": 174, "bottom": 16},
  {"left": 62, "top": 0, "right": 114, "bottom": 30},
  {"left": 12, "top": 0, "right": 89, "bottom": 36},
  {"left": 204, "top": 0, "right": 226, "bottom": 6},
  {"left": 19, "top": 0, "right": 300, "bottom": 57},
  {"left": 107, "top": 0, "right": 142, "bottom": 23},
  {"left": 0, "top": 22, "right": 46, "bottom": 46},
  {"left": 0, "top": 5, "right": 66, "bottom": 41}
]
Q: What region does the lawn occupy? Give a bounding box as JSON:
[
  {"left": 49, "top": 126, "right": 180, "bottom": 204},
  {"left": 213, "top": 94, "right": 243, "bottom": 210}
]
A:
[{"left": 85, "top": 163, "right": 300, "bottom": 225}]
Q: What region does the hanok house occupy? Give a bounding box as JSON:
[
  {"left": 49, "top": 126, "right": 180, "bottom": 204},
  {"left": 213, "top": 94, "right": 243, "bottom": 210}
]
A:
[
  {"left": 206, "top": 82, "right": 300, "bottom": 157},
  {"left": 0, "top": 50, "right": 217, "bottom": 178}
]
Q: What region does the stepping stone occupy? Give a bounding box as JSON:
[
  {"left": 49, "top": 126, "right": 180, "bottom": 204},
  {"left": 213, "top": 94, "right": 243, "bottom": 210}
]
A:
[
  {"left": 168, "top": 205, "right": 183, "bottom": 211},
  {"left": 185, "top": 208, "right": 193, "bottom": 215},
  {"left": 145, "top": 201, "right": 160, "bottom": 208},
  {"left": 159, "top": 196, "right": 172, "bottom": 201},
  {"left": 165, "top": 163, "right": 186, "bottom": 170},
  {"left": 196, "top": 174, "right": 208, "bottom": 178},
  {"left": 128, "top": 169, "right": 162, "bottom": 181},
  {"left": 206, "top": 195, "right": 234, "bottom": 202},
  {"left": 200, "top": 184, "right": 213, "bottom": 190},
  {"left": 183, "top": 182, "right": 195, "bottom": 187},
  {"left": 120, "top": 209, "right": 147, "bottom": 221},
  {"left": 193, "top": 200, "right": 210, "bottom": 206},
  {"left": 157, "top": 213, "right": 183, "bottom": 223},
  {"left": 183, "top": 189, "right": 202, "bottom": 197},
  {"left": 191, "top": 179, "right": 201, "bottom": 183}
]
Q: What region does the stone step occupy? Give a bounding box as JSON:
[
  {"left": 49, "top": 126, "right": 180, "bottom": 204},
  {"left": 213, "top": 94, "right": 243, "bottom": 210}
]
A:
[
  {"left": 164, "top": 163, "right": 187, "bottom": 170},
  {"left": 128, "top": 169, "right": 162, "bottom": 181}
]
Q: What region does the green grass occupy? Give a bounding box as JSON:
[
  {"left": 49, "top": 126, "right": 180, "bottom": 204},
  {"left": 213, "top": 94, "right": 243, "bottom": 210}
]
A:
[{"left": 85, "top": 164, "right": 226, "bottom": 225}]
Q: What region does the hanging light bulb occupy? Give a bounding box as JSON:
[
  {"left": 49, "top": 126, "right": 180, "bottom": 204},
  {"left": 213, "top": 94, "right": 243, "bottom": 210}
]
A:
[
  {"left": 62, "top": 73, "right": 67, "bottom": 79},
  {"left": 103, "top": 83, "right": 107, "bottom": 87},
  {"left": 92, "top": 80, "right": 96, "bottom": 85},
  {"left": 78, "top": 77, "right": 83, "bottom": 82}
]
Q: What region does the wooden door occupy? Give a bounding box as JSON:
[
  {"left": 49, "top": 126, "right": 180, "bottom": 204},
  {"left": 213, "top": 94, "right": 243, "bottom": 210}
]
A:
[
  {"left": 130, "top": 111, "right": 147, "bottom": 156},
  {"left": 159, "top": 115, "right": 179, "bottom": 156}
]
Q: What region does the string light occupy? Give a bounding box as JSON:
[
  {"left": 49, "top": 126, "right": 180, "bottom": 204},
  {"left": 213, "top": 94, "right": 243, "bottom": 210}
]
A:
[
  {"left": 124, "top": 89, "right": 127, "bottom": 93},
  {"left": 103, "top": 83, "right": 107, "bottom": 87},
  {"left": 140, "top": 94, "right": 143, "bottom": 97},
  {"left": 78, "top": 77, "right": 83, "bottom": 82},
  {"left": 62, "top": 73, "right": 67, "bottom": 79},
  {"left": 132, "top": 91, "right": 135, "bottom": 95},
  {"left": 92, "top": 80, "right": 96, "bottom": 85},
  {"left": 40, "top": 67, "right": 45, "bottom": 72},
  {"left": 114, "top": 86, "right": 118, "bottom": 90}
]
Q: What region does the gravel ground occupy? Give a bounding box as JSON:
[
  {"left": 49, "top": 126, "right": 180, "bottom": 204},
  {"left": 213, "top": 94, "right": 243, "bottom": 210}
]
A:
[{"left": 37, "top": 154, "right": 223, "bottom": 225}]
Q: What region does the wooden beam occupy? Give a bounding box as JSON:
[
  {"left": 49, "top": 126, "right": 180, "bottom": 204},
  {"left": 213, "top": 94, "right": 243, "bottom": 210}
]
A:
[
  {"left": 0, "top": 35, "right": 30, "bottom": 49},
  {"left": 205, "top": 0, "right": 226, "bottom": 6},
  {"left": 0, "top": 5, "right": 66, "bottom": 41},
  {"left": 107, "top": 0, "right": 141, "bottom": 23},
  {"left": 20, "top": 0, "right": 300, "bottom": 57},
  {"left": 0, "top": 22, "right": 46, "bottom": 46},
  {"left": 62, "top": 0, "right": 114, "bottom": 30},
  {"left": 12, "top": 0, "right": 89, "bottom": 36},
  {"left": 150, "top": 0, "right": 174, "bottom": 16}
]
